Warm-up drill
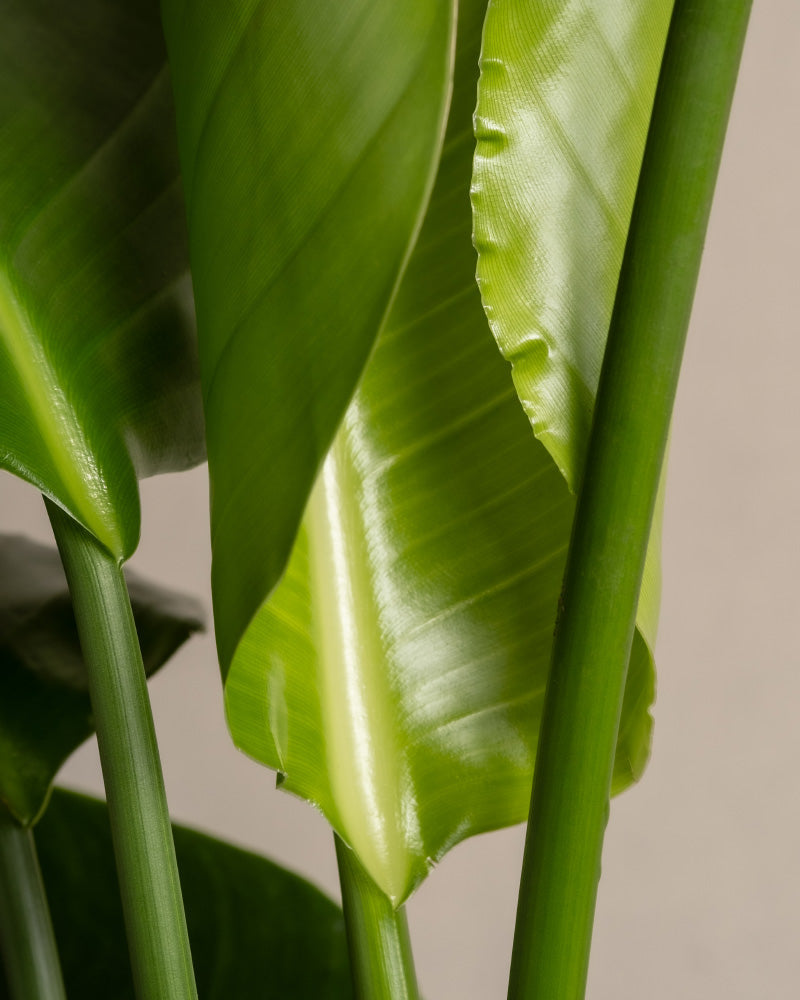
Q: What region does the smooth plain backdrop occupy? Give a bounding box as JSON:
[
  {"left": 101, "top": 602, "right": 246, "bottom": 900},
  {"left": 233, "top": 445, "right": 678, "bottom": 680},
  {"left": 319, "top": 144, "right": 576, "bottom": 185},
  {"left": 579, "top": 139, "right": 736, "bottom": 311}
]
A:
[{"left": 1, "top": 4, "right": 797, "bottom": 997}]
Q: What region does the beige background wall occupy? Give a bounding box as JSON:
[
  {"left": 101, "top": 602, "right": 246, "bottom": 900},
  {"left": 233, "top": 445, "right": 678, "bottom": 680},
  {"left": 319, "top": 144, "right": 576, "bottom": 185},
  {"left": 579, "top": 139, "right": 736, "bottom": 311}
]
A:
[{"left": 1, "top": 3, "right": 797, "bottom": 996}]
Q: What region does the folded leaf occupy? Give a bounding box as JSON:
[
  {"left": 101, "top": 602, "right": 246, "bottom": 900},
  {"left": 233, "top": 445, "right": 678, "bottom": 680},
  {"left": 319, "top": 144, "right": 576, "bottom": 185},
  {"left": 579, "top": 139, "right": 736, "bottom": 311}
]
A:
[
  {"left": 471, "top": 0, "right": 675, "bottom": 652},
  {"left": 0, "top": 535, "right": 203, "bottom": 826},
  {"left": 224, "top": 0, "right": 655, "bottom": 905},
  {"left": 0, "top": 0, "right": 203, "bottom": 559},
  {"left": 0, "top": 789, "right": 352, "bottom": 1000},
  {"left": 161, "top": 0, "right": 458, "bottom": 669}
]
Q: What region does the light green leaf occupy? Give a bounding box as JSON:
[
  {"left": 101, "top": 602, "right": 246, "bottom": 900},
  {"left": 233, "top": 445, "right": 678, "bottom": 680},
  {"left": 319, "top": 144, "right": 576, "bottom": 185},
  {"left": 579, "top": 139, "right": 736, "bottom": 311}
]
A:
[
  {"left": 0, "top": 535, "right": 203, "bottom": 826},
  {"left": 0, "top": 789, "right": 352, "bottom": 1000},
  {"left": 224, "top": 0, "right": 655, "bottom": 906},
  {"left": 160, "top": 0, "right": 458, "bottom": 669},
  {"left": 0, "top": 0, "right": 203, "bottom": 559},
  {"left": 471, "top": 0, "right": 675, "bottom": 652}
]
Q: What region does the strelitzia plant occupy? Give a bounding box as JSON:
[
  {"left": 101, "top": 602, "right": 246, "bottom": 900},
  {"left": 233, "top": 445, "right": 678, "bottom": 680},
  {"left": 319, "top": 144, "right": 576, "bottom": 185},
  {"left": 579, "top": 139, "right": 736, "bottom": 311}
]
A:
[{"left": 0, "top": 1, "right": 751, "bottom": 998}]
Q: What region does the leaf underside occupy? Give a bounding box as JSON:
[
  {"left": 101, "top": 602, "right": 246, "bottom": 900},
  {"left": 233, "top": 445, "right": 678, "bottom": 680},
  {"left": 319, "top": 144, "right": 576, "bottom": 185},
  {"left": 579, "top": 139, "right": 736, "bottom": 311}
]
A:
[
  {"left": 224, "top": 0, "right": 663, "bottom": 905},
  {"left": 0, "top": 789, "right": 352, "bottom": 1000},
  {"left": 0, "top": 0, "right": 203, "bottom": 559},
  {"left": 0, "top": 535, "right": 203, "bottom": 826}
]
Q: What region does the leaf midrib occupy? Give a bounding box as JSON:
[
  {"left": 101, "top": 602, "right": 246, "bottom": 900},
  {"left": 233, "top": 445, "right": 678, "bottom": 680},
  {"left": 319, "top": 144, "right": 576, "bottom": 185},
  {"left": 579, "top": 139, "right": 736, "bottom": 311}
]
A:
[{"left": 306, "top": 445, "right": 412, "bottom": 905}]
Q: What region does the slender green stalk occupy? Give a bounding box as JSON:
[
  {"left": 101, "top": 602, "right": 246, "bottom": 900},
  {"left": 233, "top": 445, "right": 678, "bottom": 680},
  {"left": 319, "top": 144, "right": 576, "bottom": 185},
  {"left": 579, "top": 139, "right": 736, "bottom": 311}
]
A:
[
  {"left": 0, "top": 808, "right": 66, "bottom": 1000},
  {"left": 335, "top": 836, "right": 419, "bottom": 1000},
  {"left": 507, "top": 3, "right": 752, "bottom": 998},
  {"left": 45, "top": 499, "right": 197, "bottom": 1000}
]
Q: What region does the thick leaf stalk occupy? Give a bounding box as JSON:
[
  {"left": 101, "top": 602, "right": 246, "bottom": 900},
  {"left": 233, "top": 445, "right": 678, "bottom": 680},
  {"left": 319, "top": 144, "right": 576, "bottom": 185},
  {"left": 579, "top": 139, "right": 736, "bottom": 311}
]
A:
[
  {"left": 507, "top": 2, "right": 753, "bottom": 998},
  {"left": 336, "top": 837, "right": 419, "bottom": 1000},
  {"left": 0, "top": 809, "right": 66, "bottom": 1000},
  {"left": 46, "top": 501, "right": 197, "bottom": 1000}
]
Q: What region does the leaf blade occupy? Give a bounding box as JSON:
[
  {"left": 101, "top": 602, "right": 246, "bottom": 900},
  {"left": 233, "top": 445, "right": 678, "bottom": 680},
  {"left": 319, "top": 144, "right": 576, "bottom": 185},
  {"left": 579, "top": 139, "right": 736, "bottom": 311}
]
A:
[
  {"left": 0, "top": 0, "right": 203, "bottom": 557},
  {"left": 161, "top": 0, "right": 458, "bottom": 669},
  {"left": 472, "top": 0, "right": 673, "bottom": 486}
]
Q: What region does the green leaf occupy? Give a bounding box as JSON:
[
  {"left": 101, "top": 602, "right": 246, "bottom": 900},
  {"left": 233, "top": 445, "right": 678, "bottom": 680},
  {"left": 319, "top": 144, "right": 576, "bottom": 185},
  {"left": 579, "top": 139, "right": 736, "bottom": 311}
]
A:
[
  {"left": 0, "top": 789, "right": 352, "bottom": 1000},
  {"left": 160, "top": 0, "right": 458, "bottom": 670},
  {"left": 224, "top": 0, "right": 655, "bottom": 906},
  {"left": 0, "top": 0, "right": 203, "bottom": 560},
  {"left": 0, "top": 535, "right": 203, "bottom": 826},
  {"left": 471, "top": 0, "right": 675, "bottom": 652}
]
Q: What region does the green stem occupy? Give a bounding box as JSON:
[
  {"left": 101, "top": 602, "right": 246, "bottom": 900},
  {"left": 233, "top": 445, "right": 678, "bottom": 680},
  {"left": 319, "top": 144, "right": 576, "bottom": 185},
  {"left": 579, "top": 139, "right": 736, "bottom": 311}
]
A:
[
  {"left": 0, "top": 809, "right": 67, "bottom": 1000},
  {"left": 507, "top": 3, "right": 752, "bottom": 998},
  {"left": 45, "top": 500, "right": 197, "bottom": 1000},
  {"left": 335, "top": 836, "right": 420, "bottom": 1000}
]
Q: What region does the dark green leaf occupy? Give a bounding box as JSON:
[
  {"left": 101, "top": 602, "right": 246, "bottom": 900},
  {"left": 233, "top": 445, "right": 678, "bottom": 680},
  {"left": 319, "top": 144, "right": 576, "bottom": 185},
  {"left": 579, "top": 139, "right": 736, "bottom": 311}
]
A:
[
  {"left": 0, "top": 789, "right": 352, "bottom": 1000},
  {"left": 224, "top": 0, "right": 654, "bottom": 905},
  {"left": 160, "top": 0, "right": 458, "bottom": 669},
  {"left": 0, "top": 0, "right": 203, "bottom": 559},
  {"left": 0, "top": 535, "right": 203, "bottom": 826}
]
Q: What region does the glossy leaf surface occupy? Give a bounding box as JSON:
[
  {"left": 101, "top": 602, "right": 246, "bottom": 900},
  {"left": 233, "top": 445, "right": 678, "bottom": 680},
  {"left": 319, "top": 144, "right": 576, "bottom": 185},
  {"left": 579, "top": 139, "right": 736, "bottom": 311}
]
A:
[
  {"left": 225, "top": 0, "right": 655, "bottom": 905},
  {"left": 471, "top": 0, "right": 674, "bottom": 726},
  {"left": 0, "top": 0, "right": 203, "bottom": 559},
  {"left": 0, "top": 535, "right": 203, "bottom": 826},
  {"left": 472, "top": 0, "right": 672, "bottom": 482},
  {"left": 161, "top": 0, "right": 457, "bottom": 669},
  {"left": 0, "top": 790, "right": 352, "bottom": 1000}
]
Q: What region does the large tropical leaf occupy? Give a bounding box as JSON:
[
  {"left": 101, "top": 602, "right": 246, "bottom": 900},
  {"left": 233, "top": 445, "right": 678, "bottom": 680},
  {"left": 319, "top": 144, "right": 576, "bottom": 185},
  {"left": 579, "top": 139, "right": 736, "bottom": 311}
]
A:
[
  {"left": 0, "top": 0, "right": 203, "bottom": 560},
  {"left": 224, "top": 0, "right": 656, "bottom": 906},
  {"left": 0, "top": 535, "right": 203, "bottom": 826},
  {"left": 471, "top": 0, "right": 675, "bottom": 645},
  {"left": 0, "top": 789, "right": 352, "bottom": 999},
  {"left": 160, "top": 0, "right": 458, "bottom": 669}
]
